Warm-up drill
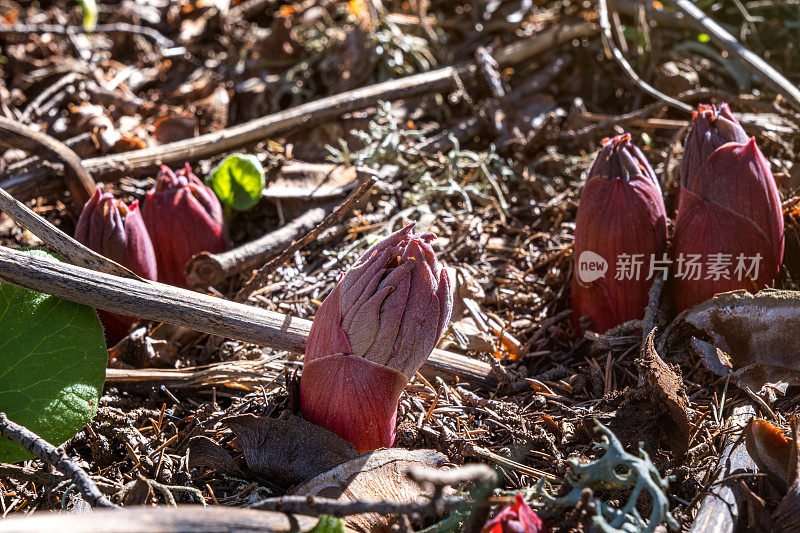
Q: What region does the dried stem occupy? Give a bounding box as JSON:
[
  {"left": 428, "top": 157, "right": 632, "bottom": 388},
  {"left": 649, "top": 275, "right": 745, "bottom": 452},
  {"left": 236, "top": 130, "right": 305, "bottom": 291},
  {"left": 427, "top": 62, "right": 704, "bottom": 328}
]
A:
[
  {"left": 0, "top": 116, "right": 95, "bottom": 206},
  {"left": 0, "top": 187, "right": 137, "bottom": 279},
  {"left": 598, "top": 0, "right": 692, "bottom": 112},
  {"left": 0, "top": 413, "right": 117, "bottom": 509},
  {"left": 672, "top": 0, "right": 800, "bottom": 112}
]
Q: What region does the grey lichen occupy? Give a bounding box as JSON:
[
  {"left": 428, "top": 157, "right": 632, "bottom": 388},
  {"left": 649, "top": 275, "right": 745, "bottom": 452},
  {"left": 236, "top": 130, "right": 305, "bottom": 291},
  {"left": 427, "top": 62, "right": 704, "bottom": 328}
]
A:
[{"left": 536, "top": 420, "right": 680, "bottom": 533}]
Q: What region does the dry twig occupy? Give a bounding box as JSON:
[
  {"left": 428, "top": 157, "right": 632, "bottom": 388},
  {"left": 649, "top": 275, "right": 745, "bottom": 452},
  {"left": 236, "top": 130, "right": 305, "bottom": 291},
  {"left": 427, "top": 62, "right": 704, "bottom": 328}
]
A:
[{"left": 0, "top": 413, "right": 117, "bottom": 509}]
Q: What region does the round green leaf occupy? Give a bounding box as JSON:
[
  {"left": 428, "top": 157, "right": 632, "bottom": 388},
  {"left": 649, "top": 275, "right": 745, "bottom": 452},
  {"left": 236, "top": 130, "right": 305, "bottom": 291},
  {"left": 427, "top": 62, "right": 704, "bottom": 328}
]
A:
[
  {"left": 208, "top": 153, "right": 266, "bottom": 211},
  {"left": 0, "top": 250, "right": 107, "bottom": 463}
]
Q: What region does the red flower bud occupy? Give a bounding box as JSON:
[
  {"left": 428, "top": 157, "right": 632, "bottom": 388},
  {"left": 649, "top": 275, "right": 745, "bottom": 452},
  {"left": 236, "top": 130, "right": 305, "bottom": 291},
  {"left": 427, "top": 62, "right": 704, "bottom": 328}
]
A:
[
  {"left": 679, "top": 103, "right": 748, "bottom": 193},
  {"left": 300, "top": 224, "right": 453, "bottom": 452},
  {"left": 673, "top": 137, "right": 784, "bottom": 310},
  {"left": 481, "top": 493, "right": 549, "bottom": 533},
  {"left": 75, "top": 187, "right": 157, "bottom": 343},
  {"left": 571, "top": 134, "right": 668, "bottom": 333},
  {"left": 141, "top": 164, "right": 231, "bottom": 287}
]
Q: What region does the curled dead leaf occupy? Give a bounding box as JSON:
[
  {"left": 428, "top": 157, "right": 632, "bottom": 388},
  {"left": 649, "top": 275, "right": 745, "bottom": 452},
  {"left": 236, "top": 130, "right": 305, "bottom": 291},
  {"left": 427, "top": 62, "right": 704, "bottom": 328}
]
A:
[
  {"left": 771, "top": 417, "right": 800, "bottom": 532},
  {"left": 671, "top": 289, "right": 800, "bottom": 398},
  {"left": 223, "top": 414, "right": 359, "bottom": 486},
  {"left": 292, "top": 448, "right": 448, "bottom": 533},
  {"left": 187, "top": 435, "right": 244, "bottom": 479}
]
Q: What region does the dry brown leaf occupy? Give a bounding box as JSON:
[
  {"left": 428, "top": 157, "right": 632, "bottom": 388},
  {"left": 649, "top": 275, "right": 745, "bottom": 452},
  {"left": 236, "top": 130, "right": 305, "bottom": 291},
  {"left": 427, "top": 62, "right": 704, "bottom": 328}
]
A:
[
  {"left": 223, "top": 414, "right": 359, "bottom": 486},
  {"left": 153, "top": 115, "right": 198, "bottom": 144},
  {"left": 292, "top": 448, "right": 448, "bottom": 532},
  {"left": 675, "top": 289, "right": 800, "bottom": 398},
  {"left": 263, "top": 162, "right": 357, "bottom": 199},
  {"left": 122, "top": 475, "right": 156, "bottom": 506}
]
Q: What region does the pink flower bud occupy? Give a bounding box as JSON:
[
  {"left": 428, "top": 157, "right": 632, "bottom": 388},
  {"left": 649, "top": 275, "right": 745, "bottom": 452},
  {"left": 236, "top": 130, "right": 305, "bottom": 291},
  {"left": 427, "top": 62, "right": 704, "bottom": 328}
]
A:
[
  {"left": 481, "top": 493, "right": 549, "bottom": 533},
  {"left": 680, "top": 103, "right": 748, "bottom": 193},
  {"left": 141, "top": 164, "right": 231, "bottom": 288},
  {"left": 571, "top": 134, "right": 668, "bottom": 333},
  {"left": 300, "top": 224, "right": 452, "bottom": 452},
  {"left": 673, "top": 137, "right": 784, "bottom": 310},
  {"left": 75, "top": 187, "right": 157, "bottom": 343}
]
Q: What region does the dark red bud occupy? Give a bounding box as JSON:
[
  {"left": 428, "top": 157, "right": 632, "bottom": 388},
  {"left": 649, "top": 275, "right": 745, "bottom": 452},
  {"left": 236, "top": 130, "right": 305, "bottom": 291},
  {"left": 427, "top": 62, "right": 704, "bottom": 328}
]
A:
[
  {"left": 571, "top": 134, "right": 668, "bottom": 332},
  {"left": 142, "top": 164, "right": 231, "bottom": 288}
]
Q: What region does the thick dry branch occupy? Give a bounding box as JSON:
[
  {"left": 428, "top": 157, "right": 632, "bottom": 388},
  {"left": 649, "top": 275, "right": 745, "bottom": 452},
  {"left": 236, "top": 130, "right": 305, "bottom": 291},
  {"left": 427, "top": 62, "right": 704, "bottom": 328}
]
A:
[
  {"left": 0, "top": 21, "right": 597, "bottom": 200},
  {"left": 0, "top": 507, "right": 322, "bottom": 533},
  {"left": 0, "top": 246, "right": 495, "bottom": 388},
  {"left": 0, "top": 413, "right": 117, "bottom": 509},
  {"left": 185, "top": 206, "right": 330, "bottom": 289},
  {"left": 0, "top": 116, "right": 95, "bottom": 205}
]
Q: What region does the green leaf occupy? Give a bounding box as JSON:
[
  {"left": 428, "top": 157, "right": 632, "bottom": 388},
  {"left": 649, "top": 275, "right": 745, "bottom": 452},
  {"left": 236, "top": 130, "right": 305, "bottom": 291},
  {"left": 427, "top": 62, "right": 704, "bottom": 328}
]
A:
[
  {"left": 307, "top": 515, "right": 346, "bottom": 533},
  {"left": 0, "top": 250, "right": 107, "bottom": 463},
  {"left": 207, "top": 154, "right": 266, "bottom": 212},
  {"left": 76, "top": 0, "right": 98, "bottom": 31}
]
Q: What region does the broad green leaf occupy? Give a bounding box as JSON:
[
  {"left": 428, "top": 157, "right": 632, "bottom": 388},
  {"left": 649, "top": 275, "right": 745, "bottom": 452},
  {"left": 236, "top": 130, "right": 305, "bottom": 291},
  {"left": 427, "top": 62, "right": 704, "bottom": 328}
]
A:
[
  {"left": 0, "top": 250, "right": 107, "bottom": 463},
  {"left": 76, "top": 0, "right": 98, "bottom": 31},
  {"left": 307, "top": 515, "right": 346, "bottom": 533},
  {"left": 207, "top": 153, "right": 266, "bottom": 212}
]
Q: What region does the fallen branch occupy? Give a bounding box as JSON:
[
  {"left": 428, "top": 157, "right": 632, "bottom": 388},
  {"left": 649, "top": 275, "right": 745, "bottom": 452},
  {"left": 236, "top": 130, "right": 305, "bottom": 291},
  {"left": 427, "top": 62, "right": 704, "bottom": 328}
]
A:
[
  {"left": 0, "top": 21, "right": 597, "bottom": 200},
  {"left": 0, "top": 22, "right": 175, "bottom": 48},
  {"left": 185, "top": 206, "right": 331, "bottom": 289},
  {"left": 0, "top": 246, "right": 496, "bottom": 388},
  {"left": 0, "top": 413, "right": 117, "bottom": 509},
  {"left": 0, "top": 507, "right": 321, "bottom": 533},
  {"left": 689, "top": 404, "right": 756, "bottom": 532},
  {"left": 250, "top": 494, "right": 463, "bottom": 517}
]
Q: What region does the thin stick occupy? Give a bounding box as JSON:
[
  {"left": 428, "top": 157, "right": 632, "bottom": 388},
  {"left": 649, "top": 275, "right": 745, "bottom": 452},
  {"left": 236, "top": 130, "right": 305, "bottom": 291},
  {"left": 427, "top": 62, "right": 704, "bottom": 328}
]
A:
[
  {"left": 598, "top": 0, "right": 692, "bottom": 112},
  {"left": 0, "top": 23, "right": 174, "bottom": 48},
  {"left": 0, "top": 21, "right": 597, "bottom": 200},
  {"left": 0, "top": 116, "right": 95, "bottom": 206},
  {"left": 0, "top": 187, "right": 138, "bottom": 279},
  {"left": 234, "top": 171, "right": 379, "bottom": 302},
  {"left": 672, "top": 0, "right": 800, "bottom": 112},
  {"left": 0, "top": 246, "right": 496, "bottom": 388},
  {"left": 0, "top": 413, "right": 118, "bottom": 509}
]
